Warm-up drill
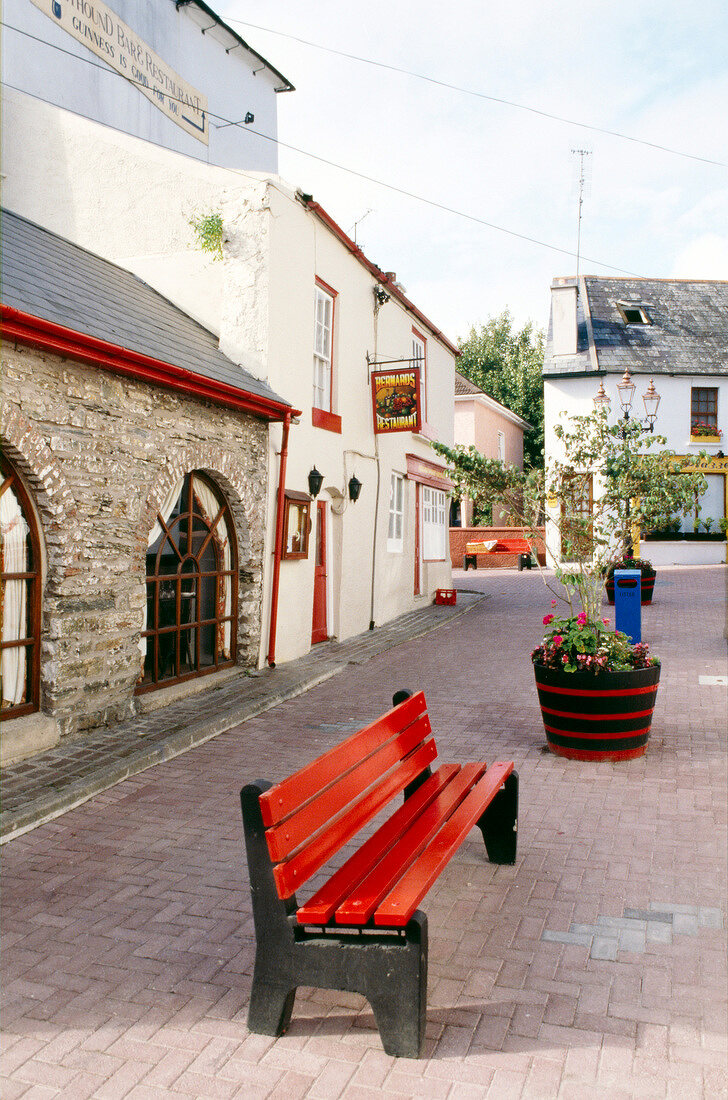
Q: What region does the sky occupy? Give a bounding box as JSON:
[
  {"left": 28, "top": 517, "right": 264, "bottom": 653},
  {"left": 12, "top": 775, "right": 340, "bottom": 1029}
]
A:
[{"left": 219, "top": 1, "right": 728, "bottom": 345}]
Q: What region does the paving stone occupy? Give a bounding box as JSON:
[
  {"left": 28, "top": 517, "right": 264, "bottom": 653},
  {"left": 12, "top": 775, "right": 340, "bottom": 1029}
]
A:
[
  {"left": 1, "top": 566, "right": 725, "bottom": 1098},
  {"left": 646, "top": 922, "right": 673, "bottom": 945},
  {"left": 590, "top": 936, "right": 620, "bottom": 962},
  {"left": 671, "top": 913, "right": 700, "bottom": 936}
]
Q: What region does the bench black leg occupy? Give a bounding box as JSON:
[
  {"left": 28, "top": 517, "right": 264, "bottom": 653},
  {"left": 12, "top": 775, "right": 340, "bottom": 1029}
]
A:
[
  {"left": 248, "top": 975, "right": 296, "bottom": 1037},
  {"left": 362, "top": 913, "right": 428, "bottom": 1058},
  {"left": 477, "top": 770, "right": 518, "bottom": 864}
]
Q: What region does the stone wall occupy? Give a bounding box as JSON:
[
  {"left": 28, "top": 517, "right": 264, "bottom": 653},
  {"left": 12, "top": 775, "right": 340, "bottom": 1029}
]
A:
[{"left": 1, "top": 343, "right": 270, "bottom": 741}]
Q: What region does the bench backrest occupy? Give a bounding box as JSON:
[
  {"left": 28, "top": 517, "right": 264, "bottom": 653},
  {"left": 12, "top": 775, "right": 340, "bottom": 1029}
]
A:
[{"left": 258, "top": 691, "right": 436, "bottom": 900}]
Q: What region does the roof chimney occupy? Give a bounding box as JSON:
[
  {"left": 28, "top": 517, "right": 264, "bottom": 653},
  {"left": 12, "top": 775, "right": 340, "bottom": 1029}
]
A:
[{"left": 551, "top": 279, "right": 578, "bottom": 356}]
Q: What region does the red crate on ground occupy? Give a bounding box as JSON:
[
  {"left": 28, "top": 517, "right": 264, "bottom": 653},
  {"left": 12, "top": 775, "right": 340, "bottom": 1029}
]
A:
[{"left": 435, "top": 589, "right": 456, "bottom": 605}]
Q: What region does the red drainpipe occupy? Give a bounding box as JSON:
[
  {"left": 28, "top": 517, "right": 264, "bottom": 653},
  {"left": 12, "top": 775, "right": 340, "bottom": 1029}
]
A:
[{"left": 267, "top": 411, "right": 292, "bottom": 667}]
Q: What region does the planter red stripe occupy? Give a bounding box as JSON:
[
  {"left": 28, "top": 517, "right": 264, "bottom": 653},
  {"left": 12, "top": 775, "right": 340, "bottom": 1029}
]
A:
[
  {"left": 534, "top": 663, "right": 661, "bottom": 762},
  {"left": 537, "top": 682, "right": 658, "bottom": 698},
  {"left": 543, "top": 722, "right": 651, "bottom": 741},
  {"left": 540, "top": 705, "right": 655, "bottom": 721}
]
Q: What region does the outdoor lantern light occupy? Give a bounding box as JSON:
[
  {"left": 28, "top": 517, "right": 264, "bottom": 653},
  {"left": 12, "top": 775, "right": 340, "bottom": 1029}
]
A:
[
  {"left": 308, "top": 466, "right": 324, "bottom": 498},
  {"left": 593, "top": 380, "right": 611, "bottom": 411},
  {"left": 642, "top": 377, "right": 661, "bottom": 431},
  {"left": 348, "top": 475, "right": 362, "bottom": 503},
  {"left": 616, "top": 368, "right": 637, "bottom": 417}
]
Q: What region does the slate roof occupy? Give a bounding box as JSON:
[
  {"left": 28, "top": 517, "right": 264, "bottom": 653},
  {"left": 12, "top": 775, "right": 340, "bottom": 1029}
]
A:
[
  {"left": 454, "top": 372, "right": 483, "bottom": 396},
  {"left": 543, "top": 276, "right": 728, "bottom": 377},
  {"left": 1, "top": 209, "right": 290, "bottom": 408}
]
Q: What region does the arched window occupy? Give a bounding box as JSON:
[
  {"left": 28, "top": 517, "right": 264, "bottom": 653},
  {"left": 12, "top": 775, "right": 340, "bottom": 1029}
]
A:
[
  {"left": 1, "top": 456, "right": 42, "bottom": 717},
  {"left": 138, "top": 472, "right": 238, "bottom": 692}
]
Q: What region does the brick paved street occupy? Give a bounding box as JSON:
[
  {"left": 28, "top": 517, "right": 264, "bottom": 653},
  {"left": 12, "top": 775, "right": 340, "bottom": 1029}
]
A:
[{"left": 2, "top": 566, "right": 727, "bottom": 1099}]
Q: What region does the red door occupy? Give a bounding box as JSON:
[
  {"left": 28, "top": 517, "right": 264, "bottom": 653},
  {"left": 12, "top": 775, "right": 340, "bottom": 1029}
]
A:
[
  {"left": 311, "top": 501, "right": 328, "bottom": 644},
  {"left": 414, "top": 482, "right": 421, "bottom": 595}
]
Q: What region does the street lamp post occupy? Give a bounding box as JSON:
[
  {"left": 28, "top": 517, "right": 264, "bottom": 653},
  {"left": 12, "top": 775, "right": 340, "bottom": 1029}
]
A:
[{"left": 594, "top": 370, "right": 661, "bottom": 556}]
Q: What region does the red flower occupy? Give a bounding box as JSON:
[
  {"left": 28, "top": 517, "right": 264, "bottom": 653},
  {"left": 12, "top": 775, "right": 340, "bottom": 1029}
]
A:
[{"left": 543, "top": 613, "right": 554, "bottom": 625}]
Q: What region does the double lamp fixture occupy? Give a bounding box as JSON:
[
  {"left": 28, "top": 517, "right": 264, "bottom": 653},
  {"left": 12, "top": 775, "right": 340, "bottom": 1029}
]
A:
[{"left": 308, "top": 466, "right": 362, "bottom": 503}]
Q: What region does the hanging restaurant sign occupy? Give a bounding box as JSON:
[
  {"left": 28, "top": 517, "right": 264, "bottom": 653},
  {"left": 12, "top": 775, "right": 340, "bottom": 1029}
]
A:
[
  {"left": 371, "top": 368, "right": 421, "bottom": 434},
  {"left": 31, "top": 0, "right": 209, "bottom": 143}
]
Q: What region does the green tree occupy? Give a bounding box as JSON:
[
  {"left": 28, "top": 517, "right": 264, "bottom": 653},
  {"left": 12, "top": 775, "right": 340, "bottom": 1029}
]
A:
[{"left": 458, "top": 311, "right": 545, "bottom": 470}]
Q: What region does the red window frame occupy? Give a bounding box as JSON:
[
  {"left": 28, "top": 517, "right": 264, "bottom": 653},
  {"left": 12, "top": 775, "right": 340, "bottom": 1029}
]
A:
[
  {"left": 412, "top": 327, "right": 427, "bottom": 427},
  {"left": 312, "top": 277, "right": 341, "bottom": 432}
]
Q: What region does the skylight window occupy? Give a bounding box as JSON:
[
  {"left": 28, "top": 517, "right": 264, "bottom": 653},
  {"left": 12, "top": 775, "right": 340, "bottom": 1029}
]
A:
[{"left": 617, "top": 303, "right": 651, "bottom": 325}]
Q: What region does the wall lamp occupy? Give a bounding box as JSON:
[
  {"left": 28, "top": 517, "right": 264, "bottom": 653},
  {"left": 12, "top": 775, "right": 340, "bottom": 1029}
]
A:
[
  {"left": 374, "top": 286, "right": 390, "bottom": 307},
  {"left": 348, "top": 475, "right": 362, "bottom": 503},
  {"left": 307, "top": 466, "right": 324, "bottom": 498}
]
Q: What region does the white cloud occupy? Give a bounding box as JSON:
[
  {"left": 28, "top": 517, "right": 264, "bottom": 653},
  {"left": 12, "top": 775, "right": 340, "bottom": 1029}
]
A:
[{"left": 671, "top": 235, "right": 728, "bottom": 279}]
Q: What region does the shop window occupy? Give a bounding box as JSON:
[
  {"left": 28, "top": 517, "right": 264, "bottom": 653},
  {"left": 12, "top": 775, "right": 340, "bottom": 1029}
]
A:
[
  {"left": 422, "top": 486, "right": 447, "bottom": 561},
  {"left": 691, "top": 387, "right": 718, "bottom": 435},
  {"left": 139, "top": 472, "right": 237, "bottom": 692},
  {"left": 282, "top": 491, "right": 311, "bottom": 560},
  {"left": 387, "top": 473, "right": 405, "bottom": 552},
  {"left": 1, "top": 456, "right": 42, "bottom": 718}
]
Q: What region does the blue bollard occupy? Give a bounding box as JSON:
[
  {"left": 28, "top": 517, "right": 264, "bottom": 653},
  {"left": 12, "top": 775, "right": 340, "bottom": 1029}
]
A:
[{"left": 614, "top": 569, "right": 641, "bottom": 643}]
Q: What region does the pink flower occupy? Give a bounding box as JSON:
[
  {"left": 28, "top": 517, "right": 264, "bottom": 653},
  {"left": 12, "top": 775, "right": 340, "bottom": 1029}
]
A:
[
  {"left": 602, "top": 618, "right": 609, "bottom": 626},
  {"left": 552, "top": 634, "right": 563, "bottom": 646},
  {"left": 551, "top": 599, "right": 557, "bottom": 607},
  {"left": 576, "top": 612, "right": 587, "bottom": 626},
  {"left": 543, "top": 614, "right": 554, "bottom": 625}
]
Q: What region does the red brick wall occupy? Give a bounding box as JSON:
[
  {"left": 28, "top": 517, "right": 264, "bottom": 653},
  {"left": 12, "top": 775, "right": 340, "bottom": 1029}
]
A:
[{"left": 449, "top": 526, "right": 546, "bottom": 569}]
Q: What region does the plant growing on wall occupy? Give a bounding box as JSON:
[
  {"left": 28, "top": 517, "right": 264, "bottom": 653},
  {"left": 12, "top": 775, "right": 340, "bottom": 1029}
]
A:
[
  {"left": 434, "top": 406, "right": 707, "bottom": 621},
  {"left": 189, "top": 211, "right": 225, "bottom": 260}
]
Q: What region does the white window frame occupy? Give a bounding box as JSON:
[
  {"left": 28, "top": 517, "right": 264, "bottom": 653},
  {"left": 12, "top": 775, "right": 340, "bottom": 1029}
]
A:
[
  {"left": 387, "top": 473, "right": 405, "bottom": 552},
  {"left": 422, "top": 486, "right": 447, "bottom": 561},
  {"left": 313, "top": 282, "right": 334, "bottom": 412},
  {"left": 497, "top": 431, "right": 506, "bottom": 461},
  {"left": 412, "top": 329, "right": 426, "bottom": 426}
]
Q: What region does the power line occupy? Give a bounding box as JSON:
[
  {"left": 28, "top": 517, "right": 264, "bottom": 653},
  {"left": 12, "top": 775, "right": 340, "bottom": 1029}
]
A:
[
  {"left": 227, "top": 18, "right": 728, "bottom": 170},
  {"left": 2, "top": 20, "right": 642, "bottom": 275}
]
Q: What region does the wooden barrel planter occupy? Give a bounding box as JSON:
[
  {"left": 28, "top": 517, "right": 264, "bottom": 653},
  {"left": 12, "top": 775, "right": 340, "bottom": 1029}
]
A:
[
  {"left": 605, "top": 571, "right": 656, "bottom": 606},
  {"left": 534, "top": 663, "right": 661, "bottom": 761}
]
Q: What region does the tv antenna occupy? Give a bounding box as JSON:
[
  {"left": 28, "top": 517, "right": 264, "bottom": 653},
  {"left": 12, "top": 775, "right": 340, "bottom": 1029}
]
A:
[
  {"left": 571, "top": 148, "right": 592, "bottom": 288},
  {"left": 351, "top": 209, "right": 373, "bottom": 245}
]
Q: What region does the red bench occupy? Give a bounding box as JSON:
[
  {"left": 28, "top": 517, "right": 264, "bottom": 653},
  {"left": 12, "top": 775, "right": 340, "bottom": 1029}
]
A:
[
  {"left": 464, "top": 538, "right": 535, "bottom": 570},
  {"left": 240, "top": 690, "right": 518, "bottom": 1057}
]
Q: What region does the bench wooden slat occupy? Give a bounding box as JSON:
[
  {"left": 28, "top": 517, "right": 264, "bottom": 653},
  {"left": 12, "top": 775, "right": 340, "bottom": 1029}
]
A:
[
  {"left": 273, "top": 738, "right": 438, "bottom": 899},
  {"left": 296, "top": 763, "right": 461, "bottom": 925},
  {"left": 259, "top": 691, "right": 427, "bottom": 827},
  {"left": 334, "top": 763, "right": 487, "bottom": 925},
  {"left": 373, "top": 762, "right": 515, "bottom": 927},
  {"left": 266, "top": 713, "right": 432, "bottom": 863}
]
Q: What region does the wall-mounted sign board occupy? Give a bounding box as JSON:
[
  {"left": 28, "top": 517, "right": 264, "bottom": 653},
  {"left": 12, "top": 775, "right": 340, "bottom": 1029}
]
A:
[
  {"left": 31, "top": 0, "right": 209, "bottom": 143},
  {"left": 371, "top": 369, "right": 421, "bottom": 434}
]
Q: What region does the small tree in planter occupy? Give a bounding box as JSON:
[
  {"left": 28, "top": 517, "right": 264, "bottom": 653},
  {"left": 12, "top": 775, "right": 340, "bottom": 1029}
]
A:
[
  {"left": 435, "top": 407, "right": 705, "bottom": 619},
  {"left": 434, "top": 408, "right": 707, "bottom": 760}
]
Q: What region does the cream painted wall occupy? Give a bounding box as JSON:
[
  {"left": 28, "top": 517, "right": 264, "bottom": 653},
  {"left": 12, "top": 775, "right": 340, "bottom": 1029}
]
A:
[{"left": 4, "top": 92, "right": 456, "bottom": 666}]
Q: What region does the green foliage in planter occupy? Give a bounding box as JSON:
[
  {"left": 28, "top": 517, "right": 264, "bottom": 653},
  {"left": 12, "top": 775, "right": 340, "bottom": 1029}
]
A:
[
  {"left": 189, "top": 211, "right": 224, "bottom": 260},
  {"left": 434, "top": 406, "right": 707, "bottom": 624},
  {"left": 532, "top": 612, "right": 658, "bottom": 674},
  {"left": 606, "top": 557, "right": 655, "bottom": 579}
]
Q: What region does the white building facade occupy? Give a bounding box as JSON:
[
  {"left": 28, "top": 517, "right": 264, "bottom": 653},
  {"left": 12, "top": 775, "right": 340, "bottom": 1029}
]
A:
[
  {"left": 543, "top": 277, "right": 728, "bottom": 567},
  {"left": 2, "top": 0, "right": 456, "bottom": 680}
]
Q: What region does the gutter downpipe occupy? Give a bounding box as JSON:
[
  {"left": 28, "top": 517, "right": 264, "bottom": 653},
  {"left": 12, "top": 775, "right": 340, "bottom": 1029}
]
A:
[{"left": 267, "top": 411, "right": 292, "bottom": 668}]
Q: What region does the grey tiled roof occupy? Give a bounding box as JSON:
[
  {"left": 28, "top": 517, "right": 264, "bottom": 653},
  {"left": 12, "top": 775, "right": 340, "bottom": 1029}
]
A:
[
  {"left": 454, "top": 372, "right": 483, "bottom": 396},
  {"left": 1, "top": 209, "right": 290, "bottom": 408},
  {"left": 544, "top": 276, "right": 728, "bottom": 377}
]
